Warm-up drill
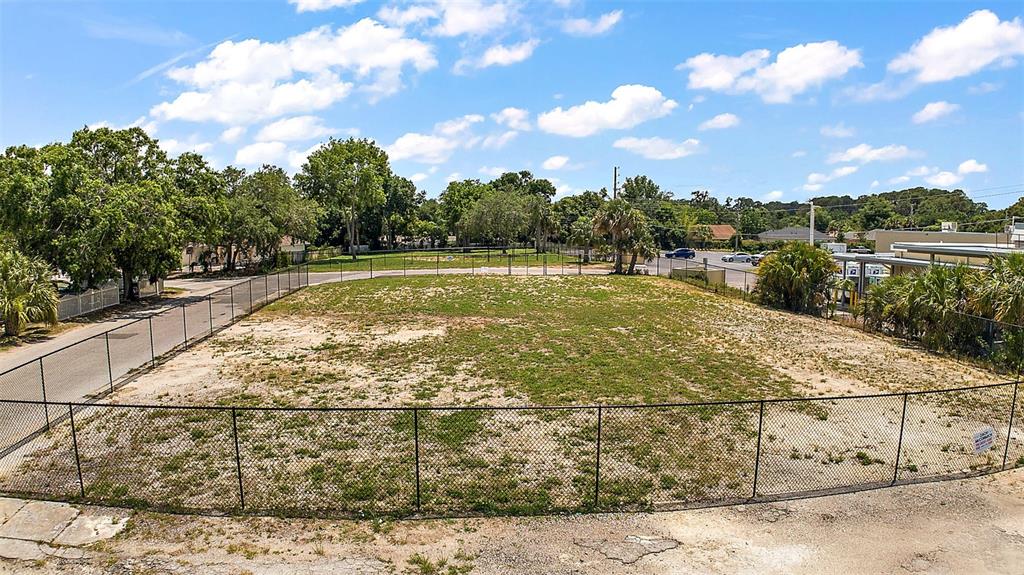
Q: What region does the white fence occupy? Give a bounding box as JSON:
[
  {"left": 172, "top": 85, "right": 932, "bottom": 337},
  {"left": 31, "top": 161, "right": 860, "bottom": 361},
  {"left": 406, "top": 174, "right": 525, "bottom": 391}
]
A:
[{"left": 56, "top": 283, "right": 120, "bottom": 321}]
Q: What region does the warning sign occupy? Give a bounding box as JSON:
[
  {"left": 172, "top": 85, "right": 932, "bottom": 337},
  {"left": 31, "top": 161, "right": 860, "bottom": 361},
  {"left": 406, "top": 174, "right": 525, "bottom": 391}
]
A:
[{"left": 972, "top": 426, "right": 995, "bottom": 455}]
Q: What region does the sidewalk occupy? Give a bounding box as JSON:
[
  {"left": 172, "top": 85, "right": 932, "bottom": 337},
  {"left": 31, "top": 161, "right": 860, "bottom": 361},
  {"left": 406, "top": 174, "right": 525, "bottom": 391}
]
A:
[
  {"left": 0, "top": 498, "right": 128, "bottom": 561},
  {"left": 0, "top": 276, "right": 253, "bottom": 374}
]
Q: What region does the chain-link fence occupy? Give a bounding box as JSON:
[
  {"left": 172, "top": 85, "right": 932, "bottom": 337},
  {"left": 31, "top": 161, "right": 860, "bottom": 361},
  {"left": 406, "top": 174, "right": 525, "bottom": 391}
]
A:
[
  {"left": 1, "top": 255, "right": 1022, "bottom": 518},
  {"left": 0, "top": 264, "right": 310, "bottom": 457},
  {"left": 0, "top": 381, "right": 1019, "bottom": 518},
  {"left": 304, "top": 245, "right": 600, "bottom": 279}
]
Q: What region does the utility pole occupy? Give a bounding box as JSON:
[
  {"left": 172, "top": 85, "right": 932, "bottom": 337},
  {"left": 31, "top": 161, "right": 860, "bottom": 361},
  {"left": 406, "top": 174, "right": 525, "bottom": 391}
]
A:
[
  {"left": 809, "top": 201, "right": 815, "bottom": 245},
  {"left": 612, "top": 166, "right": 619, "bottom": 199}
]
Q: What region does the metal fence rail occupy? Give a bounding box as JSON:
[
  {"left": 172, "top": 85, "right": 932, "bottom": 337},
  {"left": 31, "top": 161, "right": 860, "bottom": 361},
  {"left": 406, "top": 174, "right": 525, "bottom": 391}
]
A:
[
  {"left": 0, "top": 381, "right": 1019, "bottom": 517},
  {"left": 0, "top": 264, "right": 310, "bottom": 454},
  {"left": 1, "top": 252, "right": 1022, "bottom": 518}
]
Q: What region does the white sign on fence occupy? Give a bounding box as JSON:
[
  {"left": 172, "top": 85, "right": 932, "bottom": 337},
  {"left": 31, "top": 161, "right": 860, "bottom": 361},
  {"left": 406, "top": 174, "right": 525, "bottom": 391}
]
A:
[{"left": 972, "top": 426, "right": 995, "bottom": 455}]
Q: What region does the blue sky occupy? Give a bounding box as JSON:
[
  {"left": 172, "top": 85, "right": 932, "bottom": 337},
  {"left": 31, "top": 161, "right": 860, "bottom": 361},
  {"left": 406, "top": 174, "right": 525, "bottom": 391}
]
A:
[{"left": 2, "top": 1, "right": 1022, "bottom": 208}]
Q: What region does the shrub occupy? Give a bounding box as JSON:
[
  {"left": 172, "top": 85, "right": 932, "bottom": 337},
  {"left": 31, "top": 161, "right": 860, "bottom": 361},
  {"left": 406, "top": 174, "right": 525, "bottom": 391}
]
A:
[
  {"left": 0, "top": 248, "right": 59, "bottom": 337},
  {"left": 754, "top": 242, "right": 839, "bottom": 315}
]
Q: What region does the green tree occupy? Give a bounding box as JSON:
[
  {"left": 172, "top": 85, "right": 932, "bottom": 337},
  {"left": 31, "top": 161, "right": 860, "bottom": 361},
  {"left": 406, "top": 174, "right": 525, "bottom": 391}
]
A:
[
  {"left": 462, "top": 189, "right": 528, "bottom": 246},
  {"left": 0, "top": 248, "right": 58, "bottom": 337},
  {"left": 593, "top": 198, "right": 650, "bottom": 274},
  {"left": 174, "top": 152, "right": 227, "bottom": 253},
  {"left": 225, "top": 165, "right": 319, "bottom": 269},
  {"left": 855, "top": 196, "right": 897, "bottom": 231},
  {"left": 567, "top": 217, "right": 596, "bottom": 263},
  {"left": 755, "top": 242, "right": 839, "bottom": 314},
  {"left": 295, "top": 138, "right": 388, "bottom": 257},
  {"left": 439, "top": 179, "right": 490, "bottom": 245}
]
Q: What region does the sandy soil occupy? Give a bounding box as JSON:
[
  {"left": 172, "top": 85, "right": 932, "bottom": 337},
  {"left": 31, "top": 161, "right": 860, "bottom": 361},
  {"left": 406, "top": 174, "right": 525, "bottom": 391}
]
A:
[
  {"left": 109, "top": 281, "right": 1008, "bottom": 410},
  {"left": 4, "top": 469, "right": 1022, "bottom": 574},
  {"left": 702, "top": 294, "right": 1006, "bottom": 397},
  {"left": 110, "top": 314, "right": 519, "bottom": 408}
]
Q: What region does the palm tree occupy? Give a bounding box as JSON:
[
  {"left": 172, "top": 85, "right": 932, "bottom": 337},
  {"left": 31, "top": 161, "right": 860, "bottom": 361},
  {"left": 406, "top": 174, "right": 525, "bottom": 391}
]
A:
[
  {"left": 976, "top": 253, "right": 1024, "bottom": 325},
  {"left": 0, "top": 248, "right": 59, "bottom": 337},
  {"left": 755, "top": 242, "right": 838, "bottom": 314},
  {"left": 593, "top": 199, "right": 651, "bottom": 274},
  {"left": 567, "top": 218, "right": 595, "bottom": 264}
]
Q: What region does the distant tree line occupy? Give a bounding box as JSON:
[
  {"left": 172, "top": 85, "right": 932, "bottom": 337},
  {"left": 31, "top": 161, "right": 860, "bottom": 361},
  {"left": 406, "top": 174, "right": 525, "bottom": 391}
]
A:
[{"left": 2, "top": 125, "right": 1020, "bottom": 304}]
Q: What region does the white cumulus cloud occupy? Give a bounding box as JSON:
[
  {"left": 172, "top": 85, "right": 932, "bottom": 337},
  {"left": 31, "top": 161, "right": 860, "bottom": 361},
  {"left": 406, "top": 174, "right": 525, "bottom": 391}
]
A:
[
  {"left": 925, "top": 171, "right": 962, "bottom": 187},
  {"left": 235, "top": 141, "right": 288, "bottom": 166},
  {"left": 803, "top": 165, "right": 858, "bottom": 191},
  {"left": 888, "top": 10, "right": 1024, "bottom": 83},
  {"left": 152, "top": 19, "right": 437, "bottom": 125},
  {"left": 538, "top": 85, "right": 677, "bottom": 137},
  {"left": 820, "top": 122, "right": 855, "bottom": 138},
  {"left": 220, "top": 126, "right": 246, "bottom": 143},
  {"left": 456, "top": 39, "right": 539, "bottom": 72},
  {"left": 478, "top": 166, "right": 507, "bottom": 177},
  {"left": 562, "top": 10, "right": 622, "bottom": 36},
  {"left": 255, "top": 115, "right": 338, "bottom": 142},
  {"left": 679, "top": 41, "right": 862, "bottom": 103},
  {"left": 957, "top": 159, "right": 988, "bottom": 174},
  {"left": 491, "top": 107, "right": 531, "bottom": 130},
  {"left": 288, "top": 0, "right": 364, "bottom": 13},
  {"left": 542, "top": 155, "right": 570, "bottom": 170},
  {"left": 481, "top": 130, "right": 518, "bottom": 149},
  {"left": 827, "top": 143, "right": 918, "bottom": 164},
  {"left": 911, "top": 101, "right": 960, "bottom": 124},
  {"left": 613, "top": 137, "right": 700, "bottom": 160},
  {"left": 698, "top": 113, "right": 740, "bottom": 131},
  {"left": 386, "top": 133, "right": 459, "bottom": 164}
]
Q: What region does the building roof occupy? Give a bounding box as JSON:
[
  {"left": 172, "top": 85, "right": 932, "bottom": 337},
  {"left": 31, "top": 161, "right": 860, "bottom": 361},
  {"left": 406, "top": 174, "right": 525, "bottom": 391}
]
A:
[
  {"left": 892, "top": 242, "right": 1022, "bottom": 259},
  {"left": 758, "top": 226, "right": 829, "bottom": 241},
  {"left": 834, "top": 252, "right": 990, "bottom": 271},
  {"left": 707, "top": 224, "right": 736, "bottom": 241}
]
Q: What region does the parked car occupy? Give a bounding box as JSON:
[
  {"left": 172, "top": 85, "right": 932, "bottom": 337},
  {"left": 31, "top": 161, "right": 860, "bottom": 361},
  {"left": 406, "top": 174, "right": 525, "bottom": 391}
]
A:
[
  {"left": 721, "top": 252, "right": 752, "bottom": 263},
  {"left": 664, "top": 247, "right": 696, "bottom": 259},
  {"left": 848, "top": 246, "right": 872, "bottom": 254},
  {"left": 750, "top": 251, "right": 775, "bottom": 266}
]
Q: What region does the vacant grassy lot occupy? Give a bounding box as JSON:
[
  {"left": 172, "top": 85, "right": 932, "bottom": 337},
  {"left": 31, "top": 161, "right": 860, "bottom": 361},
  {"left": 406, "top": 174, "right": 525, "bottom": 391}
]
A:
[
  {"left": 6, "top": 275, "right": 1019, "bottom": 517},
  {"left": 306, "top": 249, "right": 590, "bottom": 275}
]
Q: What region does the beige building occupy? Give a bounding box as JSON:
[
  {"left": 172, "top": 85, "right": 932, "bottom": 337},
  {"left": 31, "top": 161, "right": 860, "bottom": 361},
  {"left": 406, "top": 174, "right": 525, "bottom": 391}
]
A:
[{"left": 871, "top": 229, "right": 1014, "bottom": 263}]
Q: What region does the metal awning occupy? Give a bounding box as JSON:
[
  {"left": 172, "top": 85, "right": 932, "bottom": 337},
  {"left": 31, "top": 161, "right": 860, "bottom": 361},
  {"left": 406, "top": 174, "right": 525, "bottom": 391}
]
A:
[
  {"left": 891, "top": 242, "right": 1022, "bottom": 258},
  {"left": 833, "top": 252, "right": 988, "bottom": 270}
]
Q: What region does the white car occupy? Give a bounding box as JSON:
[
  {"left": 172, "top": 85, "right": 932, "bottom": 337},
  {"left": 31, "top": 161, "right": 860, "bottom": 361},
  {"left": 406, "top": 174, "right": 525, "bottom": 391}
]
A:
[{"left": 721, "top": 252, "right": 752, "bottom": 263}]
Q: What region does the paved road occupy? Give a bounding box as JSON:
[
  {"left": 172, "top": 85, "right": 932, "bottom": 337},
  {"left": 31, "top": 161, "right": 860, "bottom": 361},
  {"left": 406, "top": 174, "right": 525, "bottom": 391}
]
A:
[
  {"left": 645, "top": 249, "right": 759, "bottom": 291},
  {"left": 0, "top": 264, "right": 608, "bottom": 456}
]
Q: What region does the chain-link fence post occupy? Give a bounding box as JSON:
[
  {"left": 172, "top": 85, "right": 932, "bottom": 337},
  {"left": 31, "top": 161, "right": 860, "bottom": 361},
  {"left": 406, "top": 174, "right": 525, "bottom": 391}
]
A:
[
  {"left": 436, "top": 253, "right": 440, "bottom": 275},
  {"left": 148, "top": 316, "right": 156, "bottom": 366},
  {"left": 104, "top": 332, "right": 113, "bottom": 393},
  {"left": 68, "top": 403, "right": 84, "bottom": 498},
  {"left": 594, "top": 406, "right": 602, "bottom": 507},
  {"left": 1004, "top": 375, "right": 1020, "bottom": 469},
  {"left": 39, "top": 359, "right": 49, "bottom": 430},
  {"left": 208, "top": 296, "right": 214, "bottom": 335},
  {"left": 413, "top": 408, "right": 421, "bottom": 512},
  {"left": 370, "top": 258, "right": 374, "bottom": 279},
  {"left": 752, "top": 400, "right": 765, "bottom": 498},
  {"left": 892, "top": 393, "right": 909, "bottom": 485},
  {"left": 508, "top": 254, "right": 512, "bottom": 276},
  {"left": 229, "top": 285, "right": 235, "bottom": 321},
  {"left": 181, "top": 304, "right": 188, "bottom": 350},
  {"left": 231, "top": 407, "right": 245, "bottom": 510}
]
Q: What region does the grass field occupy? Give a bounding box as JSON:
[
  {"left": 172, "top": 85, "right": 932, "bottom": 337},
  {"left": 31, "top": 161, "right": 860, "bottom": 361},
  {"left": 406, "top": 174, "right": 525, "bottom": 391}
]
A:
[
  {"left": 6, "top": 275, "right": 1019, "bottom": 517},
  {"left": 305, "top": 249, "right": 592, "bottom": 275}
]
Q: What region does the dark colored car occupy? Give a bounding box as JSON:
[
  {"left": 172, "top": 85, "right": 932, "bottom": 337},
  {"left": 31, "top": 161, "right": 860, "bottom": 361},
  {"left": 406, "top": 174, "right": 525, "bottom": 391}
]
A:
[{"left": 664, "top": 248, "right": 696, "bottom": 259}]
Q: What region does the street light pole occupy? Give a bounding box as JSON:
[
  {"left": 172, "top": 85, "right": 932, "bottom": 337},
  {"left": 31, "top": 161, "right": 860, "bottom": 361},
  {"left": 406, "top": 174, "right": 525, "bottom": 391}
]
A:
[{"left": 809, "top": 201, "right": 815, "bottom": 245}]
